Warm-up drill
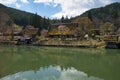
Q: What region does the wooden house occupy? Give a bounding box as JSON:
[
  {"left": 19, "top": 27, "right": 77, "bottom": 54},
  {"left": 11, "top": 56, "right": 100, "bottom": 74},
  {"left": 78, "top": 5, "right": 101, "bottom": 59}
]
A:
[
  {"left": 41, "top": 29, "right": 48, "bottom": 37},
  {"left": 104, "top": 35, "right": 119, "bottom": 42},
  {"left": 48, "top": 22, "right": 79, "bottom": 38},
  {"left": 23, "top": 25, "right": 39, "bottom": 37}
]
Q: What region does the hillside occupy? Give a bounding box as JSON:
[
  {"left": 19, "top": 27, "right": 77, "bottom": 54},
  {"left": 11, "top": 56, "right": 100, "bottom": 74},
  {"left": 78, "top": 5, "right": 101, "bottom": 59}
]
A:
[
  {"left": 0, "top": 4, "right": 33, "bottom": 26},
  {"left": 0, "top": 3, "right": 50, "bottom": 29},
  {"left": 1, "top": 2, "right": 120, "bottom": 35},
  {"left": 73, "top": 2, "right": 120, "bottom": 31}
]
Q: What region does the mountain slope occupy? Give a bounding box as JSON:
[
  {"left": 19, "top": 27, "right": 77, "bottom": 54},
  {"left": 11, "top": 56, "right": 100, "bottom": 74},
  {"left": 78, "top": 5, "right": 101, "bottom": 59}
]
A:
[
  {"left": 0, "top": 3, "right": 44, "bottom": 27},
  {"left": 73, "top": 2, "right": 120, "bottom": 30}
]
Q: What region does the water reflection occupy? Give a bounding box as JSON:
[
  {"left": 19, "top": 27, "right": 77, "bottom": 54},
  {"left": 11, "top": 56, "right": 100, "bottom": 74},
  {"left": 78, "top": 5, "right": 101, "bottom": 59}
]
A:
[{"left": 0, "top": 66, "right": 103, "bottom": 80}]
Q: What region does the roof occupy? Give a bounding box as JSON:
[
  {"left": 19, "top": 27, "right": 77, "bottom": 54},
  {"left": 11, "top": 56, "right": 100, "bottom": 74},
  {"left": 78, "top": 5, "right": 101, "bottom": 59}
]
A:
[
  {"left": 23, "top": 27, "right": 38, "bottom": 36},
  {"left": 49, "top": 22, "right": 79, "bottom": 35},
  {"left": 51, "top": 22, "right": 80, "bottom": 26}
]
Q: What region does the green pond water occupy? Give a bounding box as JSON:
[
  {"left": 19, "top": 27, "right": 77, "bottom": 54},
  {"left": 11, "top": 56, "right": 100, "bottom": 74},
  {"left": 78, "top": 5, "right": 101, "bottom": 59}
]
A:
[{"left": 0, "top": 46, "right": 120, "bottom": 80}]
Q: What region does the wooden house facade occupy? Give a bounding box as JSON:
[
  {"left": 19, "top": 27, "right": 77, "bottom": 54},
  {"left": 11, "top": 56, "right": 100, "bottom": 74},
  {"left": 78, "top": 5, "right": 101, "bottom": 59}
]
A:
[{"left": 48, "top": 22, "right": 80, "bottom": 39}]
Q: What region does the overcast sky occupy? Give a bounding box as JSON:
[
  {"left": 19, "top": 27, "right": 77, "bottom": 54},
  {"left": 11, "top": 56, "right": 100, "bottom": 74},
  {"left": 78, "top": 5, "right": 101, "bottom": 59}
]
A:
[{"left": 0, "top": 0, "right": 120, "bottom": 18}]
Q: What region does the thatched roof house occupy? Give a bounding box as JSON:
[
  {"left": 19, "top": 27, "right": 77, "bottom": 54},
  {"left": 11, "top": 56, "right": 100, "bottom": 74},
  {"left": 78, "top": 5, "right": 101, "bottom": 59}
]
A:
[
  {"left": 23, "top": 25, "right": 38, "bottom": 36},
  {"left": 48, "top": 22, "right": 79, "bottom": 38}
]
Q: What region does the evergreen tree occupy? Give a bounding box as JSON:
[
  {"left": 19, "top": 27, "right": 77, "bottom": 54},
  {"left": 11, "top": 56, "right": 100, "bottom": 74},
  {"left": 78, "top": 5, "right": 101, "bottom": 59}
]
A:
[
  {"left": 46, "top": 17, "right": 51, "bottom": 30},
  {"left": 21, "top": 17, "right": 28, "bottom": 27},
  {"left": 112, "top": 9, "right": 119, "bottom": 19},
  {"left": 88, "top": 11, "right": 93, "bottom": 21},
  {"left": 65, "top": 16, "right": 69, "bottom": 23},
  {"left": 42, "top": 17, "right": 51, "bottom": 30},
  {"left": 30, "top": 13, "right": 42, "bottom": 29},
  {"left": 61, "top": 16, "right": 65, "bottom": 23},
  {"left": 42, "top": 16, "right": 47, "bottom": 29}
]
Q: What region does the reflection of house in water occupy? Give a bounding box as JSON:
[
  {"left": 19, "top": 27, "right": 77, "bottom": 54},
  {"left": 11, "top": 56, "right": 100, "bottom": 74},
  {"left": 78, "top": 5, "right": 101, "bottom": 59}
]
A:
[{"left": 48, "top": 23, "right": 80, "bottom": 39}]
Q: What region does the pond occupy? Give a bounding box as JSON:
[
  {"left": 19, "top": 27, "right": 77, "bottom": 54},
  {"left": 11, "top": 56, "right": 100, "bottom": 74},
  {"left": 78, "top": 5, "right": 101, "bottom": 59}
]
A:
[{"left": 0, "top": 46, "right": 120, "bottom": 80}]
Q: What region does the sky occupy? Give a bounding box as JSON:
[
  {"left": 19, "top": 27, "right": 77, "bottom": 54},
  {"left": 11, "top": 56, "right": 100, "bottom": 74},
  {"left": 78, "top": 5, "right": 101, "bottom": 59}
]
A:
[{"left": 0, "top": 0, "right": 120, "bottom": 19}]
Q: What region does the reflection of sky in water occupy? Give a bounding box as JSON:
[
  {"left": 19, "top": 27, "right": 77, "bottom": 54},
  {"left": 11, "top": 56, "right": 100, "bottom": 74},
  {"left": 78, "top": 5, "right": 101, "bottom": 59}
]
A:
[{"left": 0, "top": 66, "right": 103, "bottom": 80}]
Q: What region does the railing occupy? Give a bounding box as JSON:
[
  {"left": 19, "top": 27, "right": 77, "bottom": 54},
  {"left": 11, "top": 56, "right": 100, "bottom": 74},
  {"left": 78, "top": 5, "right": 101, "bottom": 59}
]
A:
[{"left": 104, "top": 35, "right": 119, "bottom": 42}]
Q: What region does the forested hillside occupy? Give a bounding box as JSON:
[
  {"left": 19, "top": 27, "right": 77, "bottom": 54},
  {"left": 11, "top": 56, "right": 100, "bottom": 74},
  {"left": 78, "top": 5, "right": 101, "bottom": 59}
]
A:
[
  {"left": 73, "top": 2, "right": 120, "bottom": 31},
  {"left": 0, "top": 3, "right": 50, "bottom": 29},
  {"left": 0, "top": 2, "right": 120, "bottom": 35}
]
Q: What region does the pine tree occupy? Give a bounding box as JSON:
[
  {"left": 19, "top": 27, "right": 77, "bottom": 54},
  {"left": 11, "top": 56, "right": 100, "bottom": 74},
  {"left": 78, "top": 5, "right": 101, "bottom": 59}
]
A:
[
  {"left": 42, "top": 16, "right": 47, "bottom": 29},
  {"left": 88, "top": 11, "right": 93, "bottom": 21},
  {"left": 47, "top": 17, "right": 51, "bottom": 30},
  {"left": 65, "top": 16, "right": 69, "bottom": 23},
  {"left": 61, "top": 16, "right": 65, "bottom": 23},
  {"left": 30, "top": 13, "right": 42, "bottom": 29},
  {"left": 112, "top": 9, "right": 118, "bottom": 19}
]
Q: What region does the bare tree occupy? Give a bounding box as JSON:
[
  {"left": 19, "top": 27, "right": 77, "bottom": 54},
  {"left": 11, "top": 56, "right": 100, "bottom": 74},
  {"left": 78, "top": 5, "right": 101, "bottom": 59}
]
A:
[
  {"left": 0, "top": 12, "right": 13, "bottom": 41},
  {"left": 100, "top": 22, "right": 114, "bottom": 35}
]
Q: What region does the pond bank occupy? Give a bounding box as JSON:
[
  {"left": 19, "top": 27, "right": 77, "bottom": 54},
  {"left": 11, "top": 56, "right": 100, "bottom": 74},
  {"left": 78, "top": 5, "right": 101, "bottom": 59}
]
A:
[
  {"left": 0, "top": 40, "right": 105, "bottom": 48},
  {"left": 0, "top": 41, "right": 17, "bottom": 45},
  {"left": 33, "top": 44, "right": 97, "bottom": 48}
]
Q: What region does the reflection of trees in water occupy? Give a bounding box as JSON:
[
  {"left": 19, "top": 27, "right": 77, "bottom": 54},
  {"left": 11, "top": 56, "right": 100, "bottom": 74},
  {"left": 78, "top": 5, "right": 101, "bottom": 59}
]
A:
[
  {"left": 105, "top": 49, "right": 120, "bottom": 54},
  {"left": 0, "top": 46, "right": 120, "bottom": 80},
  {"left": 0, "top": 65, "right": 103, "bottom": 80}
]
